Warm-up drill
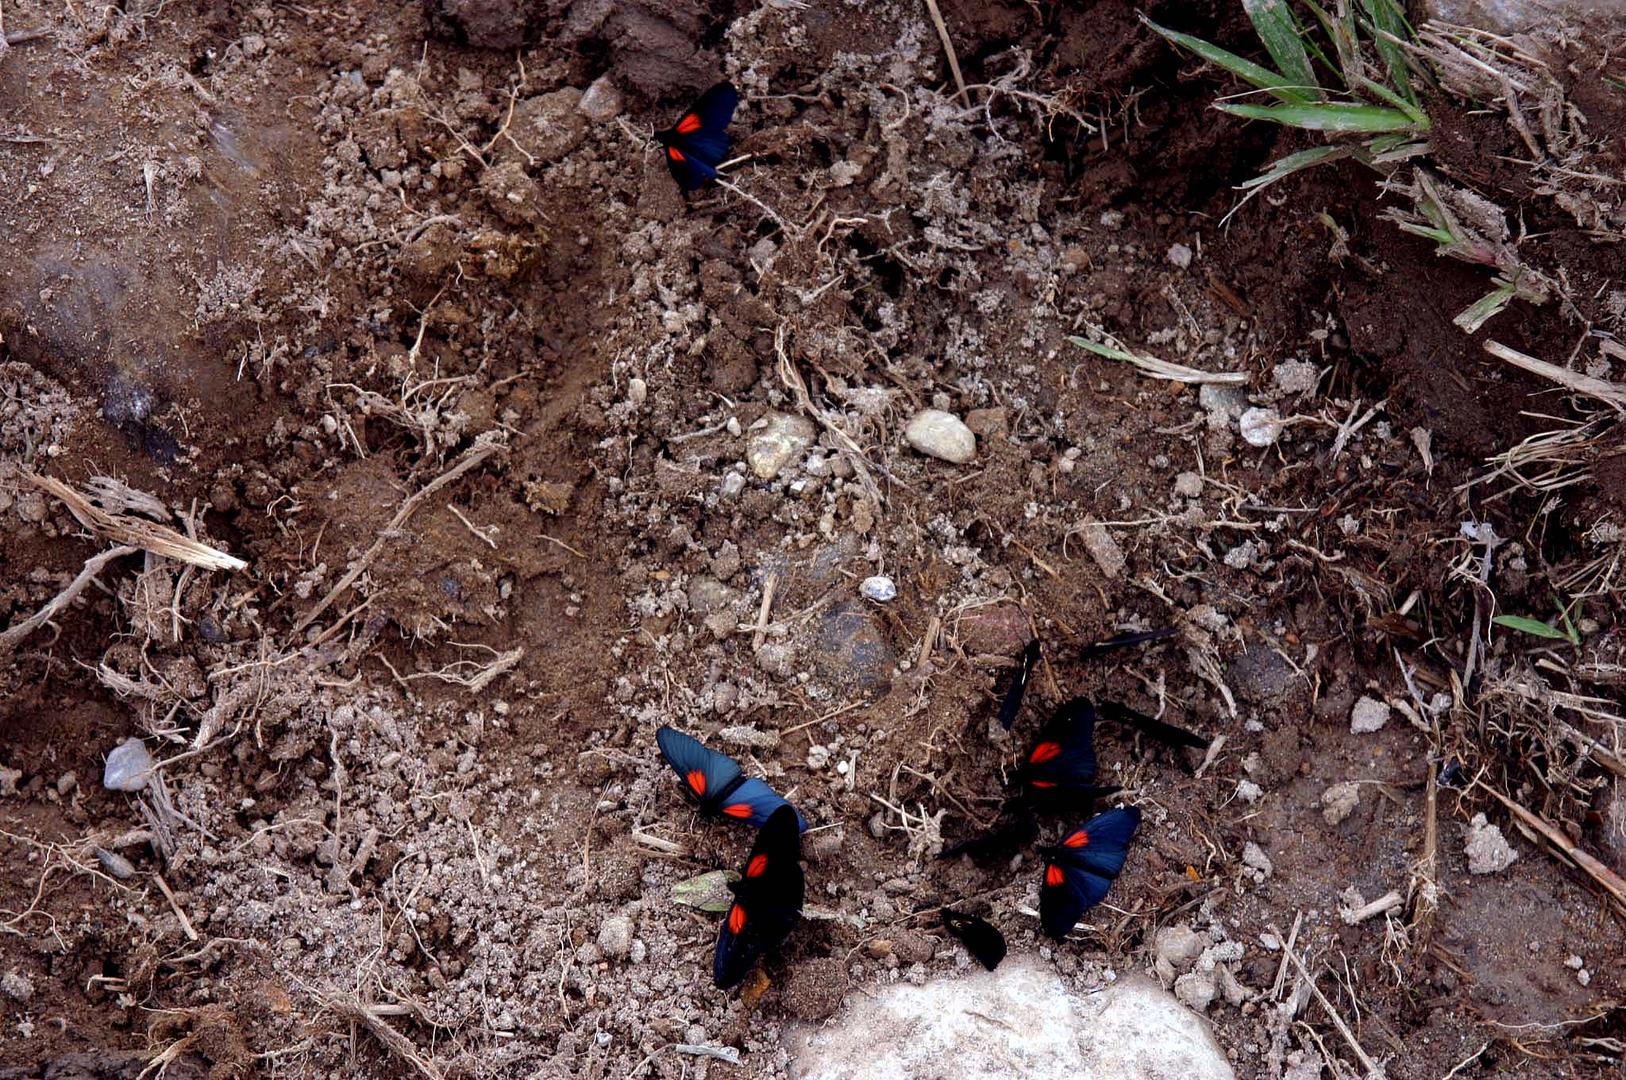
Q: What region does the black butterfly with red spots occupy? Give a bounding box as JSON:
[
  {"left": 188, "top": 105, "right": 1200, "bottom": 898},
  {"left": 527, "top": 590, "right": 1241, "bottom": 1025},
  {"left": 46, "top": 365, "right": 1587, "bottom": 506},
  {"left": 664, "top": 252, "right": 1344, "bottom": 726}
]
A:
[
  {"left": 657, "top": 726, "right": 806, "bottom": 831},
  {"left": 715, "top": 804, "right": 805, "bottom": 988},
  {"left": 655, "top": 82, "right": 739, "bottom": 191},
  {"left": 1038, "top": 806, "right": 1142, "bottom": 939}
]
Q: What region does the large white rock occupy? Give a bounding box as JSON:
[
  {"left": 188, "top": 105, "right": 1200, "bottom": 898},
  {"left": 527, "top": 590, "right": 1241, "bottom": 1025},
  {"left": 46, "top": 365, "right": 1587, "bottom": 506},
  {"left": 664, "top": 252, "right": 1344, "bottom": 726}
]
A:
[{"left": 789, "top": 960, "right": 1233, "bottom": 1080}]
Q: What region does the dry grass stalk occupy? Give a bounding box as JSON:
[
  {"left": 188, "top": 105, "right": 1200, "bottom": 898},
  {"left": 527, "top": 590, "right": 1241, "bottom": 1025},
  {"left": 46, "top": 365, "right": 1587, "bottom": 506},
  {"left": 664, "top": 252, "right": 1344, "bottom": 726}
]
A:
[
  {"left": 25, "top": 473, "right": 246, "bottom": 571},
  {"left": 294, "top": 432, "right": 506, "bottom": 633},
  {"left": 0, "top": 544, "right": 139, "bottom": 652},
  {"left": 321, "top": 993, "right": 444, "bottom": 1080},
  {"left": 1283, "top": 947, "right": 1386, "bottom": 1077},
  {"left": 774, "top": 327, "right": 884, "bottom": 506},
  {"left": 922, "top": 0, "right": 968, "bottom": 103},
  {"left": 1477, "top": 783, "right": 1626, "bottom": 912},
  {"left": 1484, "top": 340, "right": 1626, "bottom": 411}
]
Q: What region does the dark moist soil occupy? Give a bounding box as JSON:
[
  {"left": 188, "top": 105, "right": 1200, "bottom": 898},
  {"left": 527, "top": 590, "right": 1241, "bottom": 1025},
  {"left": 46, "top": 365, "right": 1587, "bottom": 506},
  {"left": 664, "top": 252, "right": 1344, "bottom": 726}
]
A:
[{"left": 3, "top": 1, "right": 1624, "bottom": 1078}]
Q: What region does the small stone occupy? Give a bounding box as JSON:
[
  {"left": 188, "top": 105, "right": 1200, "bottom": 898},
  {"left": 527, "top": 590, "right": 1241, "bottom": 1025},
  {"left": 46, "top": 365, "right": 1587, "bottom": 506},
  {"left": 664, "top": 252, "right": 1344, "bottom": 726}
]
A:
[
  {"left": 508, "top": 89, "right": 588, "bottom": 164},
  {"left": 240, "top": 33, "right": 266, "bottom": 56},
  {"left": 813, "top": 601, "right": 897, "bottom": 696},
  {"left": 718, "top": 725, "right": 778, "bottom": 749},
  {"left": 1173, "top": 969, "right": 1216, "bottom": 1013},
  {"left": 1465, "top": 812, "right": 1518, "bottom": 875},
  {"left": 1578, "top": 968, "right": 1591, "bottom": 986},
  {"left": 1075, "top": 519, "right": 1126, "bottom": 579},
  {"left": 905, "top": 410, "right": 976, "bottom": 464},
  {"left": 957, "top": 603, "right": 1028, "bottom": 657},
  {"left": 1566, "top": 954, "right": 1585, "bottom": 969},
  {"left": 95, "top": 847, "right": 136, "bottom": 879},
  {"left": 1154, "top": 925, "right": 1205, "bottom": 980},
  {"left": 1239, "top": 407, "right": 1284, "bottom": 448},
  {"left": 747, "top": 412, "right": 815, "bottom": 480},
  {"left": 807, "top": 745, "right": 832, "bottom": 770},
  {"left": 577, "top": 76, "right": 624, "bottom": 122},
  {"left": 1099, "top": 209, "right": 1125, "bottom": 229},
  {"left": 1321, "top": 782, "right": 1361, "bottom": 825},
  {"left": 720, "top": 472, "right": 746, "bottom": 498},
  {"left": 1350, "top": 697, "right": 1390, "bottom": 734},
  {"left": 1173, "top": 472, "right": 1203, "bottom": 498},
  {"left": 103, "top": 738, "right": 154, "bottom": 792},
  {"left": 626, "top": 377, "right": 648, "bottom": 406},
  {"left": 860, "top": 575, "right": 897, "bottom": 602},
  {"left": 1234, "top": 780, "right": 1262, "bottom": 803},
  {"left": 1272, "top": 360, "right": 1319, "bottom": 395},
  {"left": 1198, "top": 384, "right": 1247, "bottom": 419},
  {"left": 0, "top": 971, "right": 33, "bottom": 1002},
  {"left": 1241, "top": 842, "right": 1273, "bottom": 879},
  {"left": 0, "top": 765, "right": 19, "bottom": 797},
  {"left": 964, "top": 407, "right": 1008, "bottom": 438},
  {"left": 1167, "top": 243, "right": 1193, "bottom": 269},
  {"left": 598, "top": 914, "right": 635, "bottom": 959}
]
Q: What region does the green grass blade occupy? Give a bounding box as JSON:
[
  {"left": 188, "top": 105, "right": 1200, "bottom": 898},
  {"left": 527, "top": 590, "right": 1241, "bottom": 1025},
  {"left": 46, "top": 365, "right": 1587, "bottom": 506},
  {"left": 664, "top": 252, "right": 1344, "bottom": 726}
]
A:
[
  {"left": 1218, "top": 101, "right": 1420, "bottom": 132},
  {"left": 1143, "top": 16, "right": 1314, "bottom": 103},
  {"left": 1454, "top": 284, "right": 1515, "bottom": 333},
  {"left": 1358, "top": 77, "right": 1429, "bottom": 125},
  {"left": 1359, "top": 0, "right": 1419, "bottom": 105},
  {"left": 1238, "top": 144, "right": 1352, "bottom": 189},
  {"left": 1242, "top": 0, "right": 1320, "bottom": 97},
  {"left": 1491, "top": 614, "right": 1571, "bottom": 641}
]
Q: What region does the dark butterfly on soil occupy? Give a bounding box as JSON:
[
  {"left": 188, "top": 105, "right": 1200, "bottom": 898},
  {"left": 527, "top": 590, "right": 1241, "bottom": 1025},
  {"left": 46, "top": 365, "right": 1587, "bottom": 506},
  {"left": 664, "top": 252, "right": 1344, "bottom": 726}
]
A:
[
  {"left": 715, "top": 804, "right": 805, "bottom": 989},
  {"left": 1100, "top": 701, "right": 1210, "bottom": 752},
  {"left": 1080, "top": 625, "right": 1176, "bottom": 661},
  {"left": 941, "top": 909, "right": 1007, "bottom": 971},
  {"left": 655, "top": 81, "right": 739, "bottom": 191},
  {"left": 937, "top": 805, "right": 1039, "bottom": 862},
  {"left": 1020, "top": 698, "right": 1122, "bottom": 808},
  {"left": 1038, "top": 806, "right": 1142, "bottom": 940},
  {"left": 656, "top": 726, "right": 807, "bottom": 831},
  {"left": 996, "top": 639, "right": 1042, "bottom": 730}
]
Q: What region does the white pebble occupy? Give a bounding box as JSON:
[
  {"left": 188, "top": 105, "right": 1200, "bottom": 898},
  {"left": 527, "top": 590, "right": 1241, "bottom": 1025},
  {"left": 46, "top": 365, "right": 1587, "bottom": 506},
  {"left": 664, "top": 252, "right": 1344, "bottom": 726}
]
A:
[
  {"left": 904, "top": 409, "right": 977, "bottom": 464},
  {"left": 1239, "top": 407, "right": 1284, "bottom": 448},
  {"left": 626, "top": 377, "right": 648, "bottom": 406},
  {"left": 1166, "top": 243, "right": 1193, "bottom": 269},
  {"left": 103, "top": 738, "right": 154, "bottom": 792},
  {"left": 860, "top": 575, "right": 897, "bottom": 602},
  {"left": 1349, "top": 696, "right": 1390, "bottom": 734}
]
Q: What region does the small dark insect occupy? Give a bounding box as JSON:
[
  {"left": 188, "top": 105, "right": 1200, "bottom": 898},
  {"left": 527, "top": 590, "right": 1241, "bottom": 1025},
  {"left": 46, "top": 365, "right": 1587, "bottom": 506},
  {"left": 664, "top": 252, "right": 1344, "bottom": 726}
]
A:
[
  {"left": 1038, "top": 806, "right": 1142, "bottom": 940},
  {"left": 1079, "top": 625, "right": 1176, "bottom": 661},
  {"left": 1101, "top": 701, "right": 1210, "bottom": 752},
  {"left": 654, "top": 82, "right": 739, "bottom": 191},
  {"left": 1438, "top": 758, "right": 1467, "bottom": 789},
  {"left": 715, "top": 805, "right": 805, "bottom": 989},
  {"left": 1021, "top": 698, "right": 1123, "bottom": 809},
  {"left": 997, "top": 639, "right": 1042, "bottom": 730},
  {"left": 941, "top": 909, "right": 1007, "bottom": 971},
  {"left": 656, "top": 726, "right": 806, "bottom": 830}
]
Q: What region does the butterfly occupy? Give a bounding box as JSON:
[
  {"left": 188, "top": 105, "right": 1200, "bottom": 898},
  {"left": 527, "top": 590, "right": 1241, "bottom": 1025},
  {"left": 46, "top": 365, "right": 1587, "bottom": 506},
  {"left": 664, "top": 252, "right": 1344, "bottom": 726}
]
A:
[
  {"left": 941, "top": 909, "right": 1007, "bottom": 971},
  {"left": 1101, "top": 701, "right": 1209, "bottom": 751},
  {"left": 654, "top": 82, "right": 739, "bottom": 192},
  {"left": 1038, "top": 806, "right": 1142, "bottom": 939},
  {"left": 996, "top": 639, "right": 1041, "bottom": 730},
  {"left": 1079, "top": 625, "right": 1175, "bottom": 661},
  {"left": 656, "top": 726, "right": 807, "bottom": 831},
  {"left": 1020, "top": 698, "right": 1122, "bottom": 808},
  {"left": 715, "top": 804, "right": 805, "bottom": 989}
]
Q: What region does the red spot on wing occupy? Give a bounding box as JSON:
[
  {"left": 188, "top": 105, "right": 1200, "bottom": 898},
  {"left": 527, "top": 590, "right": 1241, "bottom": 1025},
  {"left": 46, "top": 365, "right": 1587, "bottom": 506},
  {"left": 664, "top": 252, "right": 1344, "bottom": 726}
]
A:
[
  {"left": 676, "top": 113, "right": 702, "bottom": 134},
  {"left": 1030, "top": 741, "right": 1062, "bottom": 764},
  {"left": 1031, "top": 780, "right": 1056, "bottom": 789},
  {"left": 1063, "top": 830, "right": 1089, "bottom": 848},
  {"left": 723, "top": 803, "right": 753, "bottom": 819},
  {"left": 686, "top": 769, "right": 706, "bottom": 795},
  {"left": 728, "top": 903, "right": 747, "bottom": 934},
  {"left": 668, "top": 146, "right": 686, "bottom": 162},
  {"left": 1045, "top": 864, "right": 1065, "bottom": 888},
  {"left": 746, "top": 854, "right": 768, "bottom": 878}
]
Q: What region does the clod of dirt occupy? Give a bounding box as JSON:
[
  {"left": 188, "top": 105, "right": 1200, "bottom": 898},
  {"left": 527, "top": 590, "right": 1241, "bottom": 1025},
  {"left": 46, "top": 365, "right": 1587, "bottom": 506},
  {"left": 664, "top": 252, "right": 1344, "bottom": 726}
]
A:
[
  {"left": 598, "top": 912, "right": 635, "bottom": 960},
  {"left": 1272, "top": 360, "right": 1319, "bottom": 396},
  {"left": 781, "top": 956, "right": 847, "bottom": 1021},
  {"left": 904, "top": 409, "right": 976, "bottom": 464},
  {"left": 1465, "top": 813, "right": 1519, "bottom": 874},
  {"left": 1239, "top": 407, "right": 1284, "bottom": 448},
  {"left": 1241, "top": 842, "right": 1273, "bottom": 880},
  {"left": 578, "top": 77, "right": 625, "bottom": 123},
  {"left": 1349, "top": 696, "right": 1391, "bottom": 734},
  {"left": 1320, "top": 782, "right": 1362, "bottom": 825},
  {"left": 747, "top": 412, "right": 815, "bottom": 480},
  {"left": 428, "top": 0, "right": 533, "bottom": 48},
  {"left": 956, "top": 603, "right": 1028, "bottom": 657},
  {"left": 0, "top": 970, "right": 33, "bottom": 1002},
  {"left": 793, "top": 962, "right": 1234, "bottom": 1080},
  {"left": 101, "top": 737, "right": 153, "bottom": 792},
  {"left": 812, "top": 602, "right": 896, "bottom": 696},
  {"left": 506, "top": 90, "right": 590, "bottom": 165},
  {"left": 1153, "top": 924, "right": 1205, "bottom": 984}
]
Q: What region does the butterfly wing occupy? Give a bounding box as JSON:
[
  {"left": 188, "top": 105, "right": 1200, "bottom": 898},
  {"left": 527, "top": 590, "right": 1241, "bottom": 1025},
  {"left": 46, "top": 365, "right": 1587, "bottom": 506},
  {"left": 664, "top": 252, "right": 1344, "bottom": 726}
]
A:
[
  {"left": 1079, "top": 626, "right": 1175, "bottom": 660},
  {"left": 661, "top": 81, "right": 738, "bottom": 191},
  {"left": 996, "top": 639, "right": 1041, "bottom": 730},
  {"left": 1039, "top": 806, "right": 1142, "bottom": 939},
  {"left": 942, "top": 910, "right": 1007, "bottom": 971},
  {"left": 938, "top": 807, "right": 1038, "bottom": 862},
  {"left": 715, "top": 805, "right": 804, "bottom": 989},
  {"left": 656, "top": 726, "right": 743, "bottom": 815},
  {"left": 715, "top": 778, "right": 807, "bottom": 832},
  {"left": 1102, "top": 701, "right": 1210, "bottom": 751},
  {"left": 1022, "top": 698, "right": 1100, "bottom": 794}
]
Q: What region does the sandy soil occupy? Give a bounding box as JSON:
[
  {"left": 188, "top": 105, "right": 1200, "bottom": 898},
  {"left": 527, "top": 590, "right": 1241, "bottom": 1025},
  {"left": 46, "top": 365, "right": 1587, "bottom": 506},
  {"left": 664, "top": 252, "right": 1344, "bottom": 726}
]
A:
[{"left": 2, "top": 1, "right": 1624, "bottom": 1077}]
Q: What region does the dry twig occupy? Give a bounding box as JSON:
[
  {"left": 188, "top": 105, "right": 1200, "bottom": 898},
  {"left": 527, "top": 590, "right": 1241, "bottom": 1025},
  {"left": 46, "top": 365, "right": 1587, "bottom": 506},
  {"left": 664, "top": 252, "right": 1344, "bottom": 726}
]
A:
[
  {"left": 0, "top": 544, "right": 138, "bottom": 652},
  {"left": 26, "top": 474, "right": 245, "bottom": 571}
]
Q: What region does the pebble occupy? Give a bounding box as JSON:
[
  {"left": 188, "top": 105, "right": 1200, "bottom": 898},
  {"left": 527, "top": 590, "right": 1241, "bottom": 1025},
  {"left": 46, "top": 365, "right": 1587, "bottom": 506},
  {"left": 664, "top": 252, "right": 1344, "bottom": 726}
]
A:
[
  {"left": 1075, "top": 518, "right": 1126, "bottom": 579},
  {"left": 719, "top": 472, "right": 746, "bottom": 498},
  {"left": 1166, "top": 243, "right": 1193, "bottom": 269},
  {"left": 812, "top": 601, "right": 897, "bottom": 696},
  {"left": 103, "top": 737, "right": 154, "bottom": 792},
  {"left": 0, "top": 971, "right": 34, "bottom": 1002},
  {"left": 1234, "top": 779, "right": 1262, "bottom": 803},
  {"left": 747, "top": 412, "right": 815, "bottom": 480},
  {"left": 859, "top": 575, "right": 897, "bottom": 602},
  {"left": 626, "top": 377, "right": 648, "bottom": 406},
  {"left": 1321, "top": 781, "right": 1361, "bottom": 825},
  {"left": 904, "top": 409, "right": 976, "bottom": 464},
  {"left": 1173, "top": 472, "right": 1203, "bottom": 498},
  {"left": 1465, "top": 812, "right": 1518, "bottom": 874},
  {"left": 1241, "top": 842, "right": 1273, "bottom": 879},
  {"left": 1173, "top": 970, "right": 1216, "bottom": 1013},
  {"left": 1198, "top": 384, "right": 1247, "bottom": 419},
  {"left": 1349, "top": 696, "right": 1390, "bottom": 734},
  {"left": 597, "top": 914, "right": 635, "bottom": 959},
  {"left": 577, "top": 76, "right": 624, "bottom": 122},
  {"left": 1153, "top": 925, "right": 1205, "bottom": 981},
  {"left": 1272, "top": 359, "right": 1319, "bottom": 395},
  {"left": 94, "top": 847, "right": 136, "bottom": 880},
  {"left": 807, "top": 745, "right": 832, "bottom": 770},
  {"left": 1239, "top": 407, "right": 1284, "bottom": 447}
]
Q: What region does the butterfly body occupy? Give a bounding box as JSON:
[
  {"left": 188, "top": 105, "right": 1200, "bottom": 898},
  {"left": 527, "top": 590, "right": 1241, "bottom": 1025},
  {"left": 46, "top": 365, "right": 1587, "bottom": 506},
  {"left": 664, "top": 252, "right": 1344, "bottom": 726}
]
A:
[
  {"left": 655, "top": 82, "right": 739, "bottom": 191},
  {"left": 715, "top": 805, "right": 805, "bottom": 989},
  {"left": 941, "top": 909, "right": 1007, "bottom": 971},
  {"left": 656, "top": 726, "right": 806, "bottom": 831},
  {"left": 1038, "top": 806, "right": 1142, "bottom": 939},
  {"left": 996, "top": 639, "right": 1041, "bottom": 730}
]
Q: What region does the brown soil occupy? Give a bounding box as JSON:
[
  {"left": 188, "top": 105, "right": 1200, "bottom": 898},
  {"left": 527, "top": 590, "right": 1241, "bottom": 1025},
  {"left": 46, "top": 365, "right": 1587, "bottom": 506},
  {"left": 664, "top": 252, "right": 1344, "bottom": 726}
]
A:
[{"left": 2, "top": 1, "right": 1624, "bottom": 1078}]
